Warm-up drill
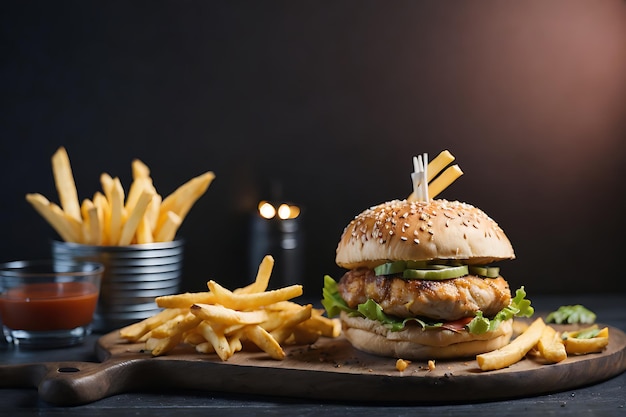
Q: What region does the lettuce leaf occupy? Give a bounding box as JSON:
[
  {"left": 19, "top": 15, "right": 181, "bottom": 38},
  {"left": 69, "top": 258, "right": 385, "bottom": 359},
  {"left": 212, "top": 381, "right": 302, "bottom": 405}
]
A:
[
  {"left": 467, "top": 286, "right": 534, "bottom": 334},
  {"left": 545, "top": 304, "right": 596, "bottom": 325},
  {"left": 322, "top": 275, "right": 534, "bottom": 334}
]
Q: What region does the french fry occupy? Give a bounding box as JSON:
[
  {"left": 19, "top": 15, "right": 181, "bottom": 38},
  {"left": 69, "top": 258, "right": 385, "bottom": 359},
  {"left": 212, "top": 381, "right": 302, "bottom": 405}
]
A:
[
  {"left": 536, "top": 324, "right": 567, "bottom": 363},
  {"left": 154, "top": 211, "right": 181, "bottom": 243},
  {"left": 268, "top": 307, "right": 314, "bottom": 344},
  {"left": 87, "top": 201, "right": 102, "bottom": 245},
  {"left": 207, "top": 280, "right": 303, "bottom": 311},
  {"left": 93, "top": 192, "right": 109, "bottom": 245},
  {"left": 304, "top": 313, "right": 342, "bottom": 338},
  {"left": 426, "top": 149, "right": 455, "bottom": 182},
  {"left": 132, "top": 158, "right": 151, "bottom": 181},
  {"left": 428, "top": 165, "right": 463, "bottom": 199},
  {"left": 289, "top": 325, "right": 322, "bottom": 345},
  {"left": 25, "top": 193, "right": 81, "bottom": 243},
  {"left": 197, "top": 321, "right": 232, "bottom": 361},
  {"left": 124, "top": 177, "right": 150, "bottom": 216},
  {"left": 108, "top": 177, "right": 125, "bottom": 245},
  {"left": 149, "top": 313, "right": 186, "bottom": 337},
  {"left": 81, "top": 198, "right": 102, "bottom": 245},
  {"left": 244, "top": 325, "right": 285, "bottom": 360},
  {"left": 97, "top": 177, "right": 113, "bottom": 246},
  {"left": 235, "top": 255, "right": 274, "bottom": 294},
  {"left": 156, "top": 171, "right": 215, "bottom": 233},
  {"left": 99, "top": 173, "right": 114, "bottom": 199},
  {"left": 190, "top": 303, "right": 268, "bottom": 326},
  {"left": 564, "top": 337, "right": 609, "bottom": 355},
  {"left": 80, "top": 199, "right": 92, "bottom": 243},
  {"left": 118, "top": 189, "right": 154, "bottom": 246},
  {"left": 264, "top": 301, "right": 303, "bottom": 311},
  {"left": 150, "top": 333, "right": 183, "bottom": 356},
  {"left": 150, "top": 312, "right": 202, "bottom": 339},
  {"left": 184, "top": 330, "right": 207, "bottom": 346},
  {"left": 51, "top": 147, "right": 81, "bottom": 222},
  {"left": 129, "top": 162, "right": 160, "bottom": 238},
  {"left": 136, "top": 215, "right": 154, "bottom": 244},
  {"left": 119, "top": 308, "right": 186, "bottom": 341},
  {"left": 228, "top": 333, "right": 243, "bottom": 354},
  {"left": 156, "top": 292, "right": 216, "bottom": 309},
  {"left": 144, "top": 336, "right": 160, "bottom": 352},
  {"left": 261, "top": 304, "right": 312, "bottom": 333},
  {"left": 221, "top": 323, "right": 246, "bottom": 336},
  {"left": 195, "top": 341, "right": 215, "bottom": 354},
  {"left": 146, "top": 194, "right": 162, "bottom": 232},
  {"left": 476, "top": 317, "right": 546, "bottom": 371},
  {"left": 563, "top": 326, "right": 609, "bottom": 355}
]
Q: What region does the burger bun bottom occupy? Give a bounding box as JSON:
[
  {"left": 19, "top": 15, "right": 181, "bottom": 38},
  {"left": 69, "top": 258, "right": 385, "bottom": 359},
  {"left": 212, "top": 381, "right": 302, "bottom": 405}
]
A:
[{"left": 340, "top": 311, "right": 513, "bottom": 360}]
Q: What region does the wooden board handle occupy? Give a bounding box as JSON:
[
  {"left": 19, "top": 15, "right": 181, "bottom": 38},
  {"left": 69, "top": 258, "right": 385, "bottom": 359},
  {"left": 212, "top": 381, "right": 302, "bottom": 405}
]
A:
[{"left": 0, "top": 360, "right": 145, "bottom": 406}]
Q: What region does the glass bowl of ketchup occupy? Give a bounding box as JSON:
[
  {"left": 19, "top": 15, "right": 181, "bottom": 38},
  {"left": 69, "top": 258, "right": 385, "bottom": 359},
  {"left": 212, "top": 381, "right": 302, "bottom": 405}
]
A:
[{"left": 0, "top": 260, "right": 103, "bottom": 348}]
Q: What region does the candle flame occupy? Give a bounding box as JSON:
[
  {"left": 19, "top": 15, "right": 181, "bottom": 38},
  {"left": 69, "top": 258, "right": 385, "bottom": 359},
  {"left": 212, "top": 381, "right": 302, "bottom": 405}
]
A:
[
  {"left": 258, "top": 201, "right": 300, "bottom": 219},
  {"left": 258, "top": 201, "right": 276, "bottom": 219}
]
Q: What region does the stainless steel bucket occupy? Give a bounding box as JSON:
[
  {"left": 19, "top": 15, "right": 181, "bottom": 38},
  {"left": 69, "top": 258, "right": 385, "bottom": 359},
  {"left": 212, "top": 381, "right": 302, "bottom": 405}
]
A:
[{"left": 51, "top": 239, "right": 183, "bottom": 332}]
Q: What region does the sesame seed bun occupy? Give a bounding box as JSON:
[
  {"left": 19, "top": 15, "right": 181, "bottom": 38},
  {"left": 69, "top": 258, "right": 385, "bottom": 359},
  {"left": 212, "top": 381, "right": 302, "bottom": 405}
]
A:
[{"left": 335, "top": 199, "right": 515, "bottom": 269}]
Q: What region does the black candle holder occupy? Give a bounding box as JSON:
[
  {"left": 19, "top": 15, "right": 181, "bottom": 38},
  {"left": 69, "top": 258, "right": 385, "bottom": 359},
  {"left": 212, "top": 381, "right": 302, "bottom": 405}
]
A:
[{"left": 248, "top": 201, "right": 304, "bottom": 289}]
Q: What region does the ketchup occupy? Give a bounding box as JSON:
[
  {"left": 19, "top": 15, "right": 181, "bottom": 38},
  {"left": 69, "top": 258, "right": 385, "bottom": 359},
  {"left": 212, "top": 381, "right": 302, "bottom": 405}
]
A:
[{"left": 0, "top": 282, "right": 99, "bottom": 331}]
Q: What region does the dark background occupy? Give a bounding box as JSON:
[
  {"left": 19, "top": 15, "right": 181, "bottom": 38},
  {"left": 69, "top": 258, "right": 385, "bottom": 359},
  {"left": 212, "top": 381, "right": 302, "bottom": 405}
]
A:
[{"left": 2, "top": 0, "right": 625, "bottom": 297}]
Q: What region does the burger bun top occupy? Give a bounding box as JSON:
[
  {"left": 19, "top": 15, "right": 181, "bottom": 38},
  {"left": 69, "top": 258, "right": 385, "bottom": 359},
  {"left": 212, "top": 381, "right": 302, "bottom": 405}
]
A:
[{"left": 336, "top": 199, "right": 515, "bottom": 269}]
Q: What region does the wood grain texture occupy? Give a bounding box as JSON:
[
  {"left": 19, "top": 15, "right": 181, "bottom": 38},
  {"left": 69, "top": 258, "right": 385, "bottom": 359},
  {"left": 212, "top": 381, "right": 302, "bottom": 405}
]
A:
[{"left": 0, "top": 324, "right": 618, "bottom": 405}]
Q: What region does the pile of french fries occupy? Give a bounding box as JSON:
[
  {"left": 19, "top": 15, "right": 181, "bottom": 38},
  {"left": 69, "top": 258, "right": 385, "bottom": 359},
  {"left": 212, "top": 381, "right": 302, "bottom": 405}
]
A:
[
  {"left": 26, "top": 147, "right": 215, "bottom": 245},
  {"left": 119, "top": 255, "right": 341, "bottom": 360},
  {"left": 476, "top": 317, "right": 610, "bottom": 371}
]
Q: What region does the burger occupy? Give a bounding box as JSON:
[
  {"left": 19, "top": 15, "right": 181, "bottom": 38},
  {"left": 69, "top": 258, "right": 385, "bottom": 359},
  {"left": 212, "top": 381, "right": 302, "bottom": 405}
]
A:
[{"left": 322, "top": 198, "right": 533, "bottom": 360}]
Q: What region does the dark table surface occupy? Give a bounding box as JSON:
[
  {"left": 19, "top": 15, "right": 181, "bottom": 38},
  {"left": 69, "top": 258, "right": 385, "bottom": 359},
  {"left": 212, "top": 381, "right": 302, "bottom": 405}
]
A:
[{"left": 1, "top": 294, "right": 625, "bottom": 416}]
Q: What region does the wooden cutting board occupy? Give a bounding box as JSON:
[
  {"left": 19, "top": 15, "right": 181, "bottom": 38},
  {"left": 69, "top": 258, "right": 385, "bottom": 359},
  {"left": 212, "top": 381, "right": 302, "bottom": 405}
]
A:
[{"left": 1, "top": 324, "right": 625, "bottom": 406}]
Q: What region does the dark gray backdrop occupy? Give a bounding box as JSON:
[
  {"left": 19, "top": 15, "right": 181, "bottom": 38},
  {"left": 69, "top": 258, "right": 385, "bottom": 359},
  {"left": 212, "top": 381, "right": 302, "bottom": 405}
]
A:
[{"left": 2, "top": 0, "right": 625, "bottom": 296}]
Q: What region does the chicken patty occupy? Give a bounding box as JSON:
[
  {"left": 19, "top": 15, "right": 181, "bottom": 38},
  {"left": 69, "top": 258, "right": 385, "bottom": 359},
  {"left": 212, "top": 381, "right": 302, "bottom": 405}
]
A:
[{"left": 338, "top": 268, "right": 511, "bottom": 321}]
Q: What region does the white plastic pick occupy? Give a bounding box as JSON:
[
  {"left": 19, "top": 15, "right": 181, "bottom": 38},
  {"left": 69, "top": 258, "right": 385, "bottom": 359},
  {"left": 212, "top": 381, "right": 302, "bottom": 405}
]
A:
[{"left": 411, "top": 153, "right": 429, "bottom": 202}]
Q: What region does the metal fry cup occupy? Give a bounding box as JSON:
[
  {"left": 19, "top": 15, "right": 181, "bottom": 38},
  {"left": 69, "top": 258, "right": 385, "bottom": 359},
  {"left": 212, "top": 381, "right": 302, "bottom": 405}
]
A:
[{"left": 51, "top": 239, "right": 184, "bottom": 332}]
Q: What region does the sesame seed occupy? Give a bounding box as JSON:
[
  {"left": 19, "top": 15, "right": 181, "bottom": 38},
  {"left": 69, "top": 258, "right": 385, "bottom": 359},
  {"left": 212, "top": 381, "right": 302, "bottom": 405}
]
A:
[
  {"left": 413, "top": 238, "right": 420, "bottom": 244},
  {"left": 401, "top": 236, "right": 408, "bottom": 241}
]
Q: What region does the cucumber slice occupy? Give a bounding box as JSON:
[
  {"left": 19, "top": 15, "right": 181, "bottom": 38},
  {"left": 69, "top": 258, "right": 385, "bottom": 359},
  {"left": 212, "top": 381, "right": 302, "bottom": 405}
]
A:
[
  {"left": 469, "top": 266, "right": 500, "bottom": 278},
  {"left": 402, "top": 265, "right": 469, "bottom": 280},
  {"left": 374, "top": 261, "right": 407, "bottom": 276}
]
